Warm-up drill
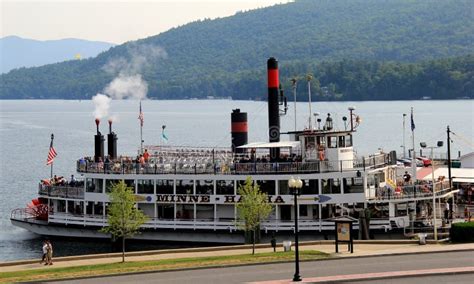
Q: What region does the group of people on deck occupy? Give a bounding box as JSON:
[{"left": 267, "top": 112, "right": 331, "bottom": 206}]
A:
[
  {"left": 237, "top": 153, "right": 302, "bottom": 164},
  {"left": 41, "top": 175, "right": 78, "bottom": 187}
]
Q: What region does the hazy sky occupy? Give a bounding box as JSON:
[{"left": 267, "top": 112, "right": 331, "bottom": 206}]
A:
[{"left": 1, "top": 0, "right": 291, "bottom": 44}]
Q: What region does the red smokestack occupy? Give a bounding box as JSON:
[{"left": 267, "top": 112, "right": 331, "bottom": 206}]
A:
[
  {"left": 267, "top": 57, "right": 280, "bottom": 161},
  {"left": 95, "top": 118, "right": 100, "bottom": 134}
]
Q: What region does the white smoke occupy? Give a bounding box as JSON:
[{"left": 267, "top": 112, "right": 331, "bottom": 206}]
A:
[
  {"left": 108, "top": 114, "right": 120, "bottom": 123},
  {"left": 92, "top": 43, "right": 167, "bottom": 119},
  {"left": 102, "top": 44, "right": 168, "bottom": 76},
  {"left": 103, "top": 74, "right": 148, "bottom": 100},
  {"left": 92, "top": 93, "right": 112, "bottom": 119}
]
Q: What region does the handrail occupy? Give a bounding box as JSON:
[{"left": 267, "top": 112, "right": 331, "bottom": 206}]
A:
[
  {"left": 76, "top": 153, "right": 390, "bottom": 175},
  {"left": 16, "top": 211, "right": 396, "bottom": 231},
  {"left": 38, "top": 184, "right": 84, "bottom": 199},
  {"left": 372, "top": 180, "right": 451, "bottom": 200}
]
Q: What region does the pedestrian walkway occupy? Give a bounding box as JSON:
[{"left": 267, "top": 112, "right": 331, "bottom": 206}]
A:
[{"left": 1, "top": 242, "right": 473, "bottom": 273}]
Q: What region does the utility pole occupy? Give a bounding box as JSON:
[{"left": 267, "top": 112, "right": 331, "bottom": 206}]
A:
[
  {"left": 447, "top": 126, "right": 453, "bottom": 220},
  {"left": 307, "top": 74, "right": 313, "bottom": 130},
  {"left": 291, "top": 78, "right": 297, "bottom": 132},
  {"left": 403, "top": 114, "right": 407, "bottom": 158}
]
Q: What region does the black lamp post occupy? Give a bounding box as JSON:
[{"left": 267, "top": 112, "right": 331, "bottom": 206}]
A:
[
  {"left": 289, "top": 177, "right": 303, "bottom": 282},
  {"left": 420, "top": 140, "right": 444, "bottom": 240}
]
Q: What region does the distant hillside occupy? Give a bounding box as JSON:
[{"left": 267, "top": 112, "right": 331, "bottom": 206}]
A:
[
  {"left": 0, "top": 36, "right": 115, "bottom": 73},
  {"left": 1, "top": 0, "right": 473, "bottom": 100}
]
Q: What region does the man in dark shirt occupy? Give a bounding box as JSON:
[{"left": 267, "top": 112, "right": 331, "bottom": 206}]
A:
[{"left": 403, "top": 171, "right": 411, "bottom": 183}]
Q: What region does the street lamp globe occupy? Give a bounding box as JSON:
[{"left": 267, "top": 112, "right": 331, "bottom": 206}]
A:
[
  {"left": 295, "top": 178, "right": 303, "bottom": 189},
  {"left": 289, "top": 177, "right": 296, "bottom": 188}
]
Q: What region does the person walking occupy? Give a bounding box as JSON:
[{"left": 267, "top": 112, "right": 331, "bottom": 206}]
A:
[
  {"left": 40, "top": 241, "right": 47, "bottom": 264},
  {"left": 45, "top": 240, "right": 53, "bottom": 265}
]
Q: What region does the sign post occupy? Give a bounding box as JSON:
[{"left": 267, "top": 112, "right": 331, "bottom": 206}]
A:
[{"left": 332, "top": 216, "right": 356, "bottom": 253}]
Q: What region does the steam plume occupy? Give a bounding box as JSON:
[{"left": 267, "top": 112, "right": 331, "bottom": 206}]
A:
[
  {"left": 91, "top": 43, "right": 167, "bottom": 120},
  {"left": 92, "top": 94, "right": 111, "bottom": 119},
  {"left": 103, "top": 74, "right": 148, "bottom": 100}
]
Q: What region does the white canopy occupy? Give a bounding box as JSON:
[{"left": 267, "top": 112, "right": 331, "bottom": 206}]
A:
[
  {"left": 420, "top": 167, "right": 474, "bottom": 183},
  {"left": 237, "top": 141, "right": 301, "bottom": 149}
]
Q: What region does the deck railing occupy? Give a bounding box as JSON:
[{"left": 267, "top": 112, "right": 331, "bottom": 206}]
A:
[
  {"left": 10, "top": 208, "right": 37, "bottom": 221},
  {"left": 38, "top": 184, "right": 85, "bottom": 199},
  {"left": 373, "top": 180, "right": 451, "bottom": 200},
  {"left": 44, "top": 212, "right": 395, "bottom": 232},
  {"left": 76, "top": 153, "right": 389, "bottom": 175}
]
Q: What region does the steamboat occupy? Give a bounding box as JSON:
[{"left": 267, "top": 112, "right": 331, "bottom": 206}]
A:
[{"left": 11, "top": 58, "right": 454, "bottom": 243}]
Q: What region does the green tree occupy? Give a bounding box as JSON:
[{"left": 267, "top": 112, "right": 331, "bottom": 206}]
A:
[
  {"left": 100, "top": 180, "right": 148, "bottom": 262},
  {"left": 236, "top": 177, "right": 273, "bottom": 255}
]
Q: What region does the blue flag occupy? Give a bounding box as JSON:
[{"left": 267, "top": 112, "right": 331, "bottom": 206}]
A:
[{"left": 410, "top": 111, "right": 415, "bottom": 131}]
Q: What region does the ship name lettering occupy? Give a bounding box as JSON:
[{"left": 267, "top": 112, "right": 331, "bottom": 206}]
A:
[
  {"left": 155, "top": 194, "right": 285, "bottom": 204},
  {"left": 224, "top": 195, "right": 235, "bottom": 203},
  {"left": 273, "top": 196, "right": 284, "bottom": 204},
  {"left": 177, "top": 195, "right": 187, "bottom": 202},
  {"left": 157, "top": 195, "right": 170, "bottom": 202}
]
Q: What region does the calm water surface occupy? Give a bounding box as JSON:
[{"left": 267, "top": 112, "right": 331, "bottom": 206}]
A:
[{"left": 0, "top": 99, "right": 473, "bottom": 261}]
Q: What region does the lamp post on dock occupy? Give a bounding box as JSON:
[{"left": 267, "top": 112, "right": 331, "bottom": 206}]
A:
[
  {"left": 420, "top": 141, "right": 443, "bottom": 241},
  {"left": 289, "top": 177, "right": 303, "bottom": 282}
]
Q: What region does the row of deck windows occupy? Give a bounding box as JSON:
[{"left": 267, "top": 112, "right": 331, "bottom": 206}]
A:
[
  {"left": 304, "top": 135, "right": 352, "bottom": 149},
  {"left": 85, "top": 178, "right": 364, "bottom": 195}
]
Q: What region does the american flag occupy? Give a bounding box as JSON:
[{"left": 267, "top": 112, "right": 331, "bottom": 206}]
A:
[
  {"left": 138, "top": 100, "right": 144, "bottom": 127},
  {"left": 46, "top": 140, "right": 57, "bottom": 165}
]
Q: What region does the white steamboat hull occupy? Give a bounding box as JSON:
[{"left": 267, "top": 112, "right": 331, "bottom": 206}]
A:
[{"left": 11, "top": 219, "right": 247, "bottom": 243}]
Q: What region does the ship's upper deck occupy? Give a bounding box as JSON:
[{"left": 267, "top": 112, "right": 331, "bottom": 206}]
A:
[{"left": 77, "top": 146, "right": 392, "bottom": 175}]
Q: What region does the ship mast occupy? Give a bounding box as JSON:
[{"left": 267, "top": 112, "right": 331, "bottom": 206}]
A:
[{"left": 306, "top": 74, "right": 313, "bottom": 130}]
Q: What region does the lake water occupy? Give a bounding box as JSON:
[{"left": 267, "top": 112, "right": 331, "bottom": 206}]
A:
[{"left": 0, "top": 99, "right": 473, "bottom": 261}]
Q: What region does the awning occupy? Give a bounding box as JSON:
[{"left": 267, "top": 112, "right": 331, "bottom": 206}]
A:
[
  {"left": 420, "top": 167, "right": 474, "bottom": 184},
  {"left": 237, "top": 141, "right": 301, "bottom": 149}
]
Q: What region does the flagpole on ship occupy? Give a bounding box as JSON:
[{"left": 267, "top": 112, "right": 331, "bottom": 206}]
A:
[
  {"left": 46, "top": 133, "right": 57, "bottom": 179},
  {"left": 410, "top": 107, "right": 416, "bottom": 181},
  {"left": 50, "top": 134, "right": 54, "bottom": 178},
  {"left": 139, "top": 100, "right": 144, "bottom": 154}
]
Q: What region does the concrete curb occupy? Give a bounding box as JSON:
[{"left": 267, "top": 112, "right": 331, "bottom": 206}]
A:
[
  {"left": 0, "top": 239, "right": 433, "bottom": 267},
  {"left": 17, "top": 248, "right": 474, "bottom": 283}
]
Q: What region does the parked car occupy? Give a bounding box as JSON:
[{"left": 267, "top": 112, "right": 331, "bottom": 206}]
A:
[
  {"left": 416, "top": 157, "right": 432, "bottom": 167},
  {"left": 397, "top": 159, "right": 412, "bottom": 167}
]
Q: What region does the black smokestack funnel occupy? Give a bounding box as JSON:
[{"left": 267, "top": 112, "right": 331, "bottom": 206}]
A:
[
  {"left": 107, "top": 119, "right": 117, "bottom": 160},
  {"left": 94, "top": 119, "right": 104, "bottom": 162},
  {"left": 267, "top": 57, "right": 280, "bottom": 161},
  {"left": 231, "top": 109, "right": 248, "bottom": 153}
]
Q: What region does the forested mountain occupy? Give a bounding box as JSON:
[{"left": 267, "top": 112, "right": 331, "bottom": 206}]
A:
[
  {"left": 1, "top": 0, "right": 473, "bottom": 100},
  {"left": 0, "top": 36, "right": 114, "bottom": 74}
]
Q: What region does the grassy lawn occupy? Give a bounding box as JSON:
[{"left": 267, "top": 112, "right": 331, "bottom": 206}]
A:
[{"left": 0, "top": 250, "right": 328, "bottom": 283}]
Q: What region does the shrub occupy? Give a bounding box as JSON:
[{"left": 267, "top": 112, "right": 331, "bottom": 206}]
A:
[{"left": 450, "top": 222, "right": 474, "bottom": 243}]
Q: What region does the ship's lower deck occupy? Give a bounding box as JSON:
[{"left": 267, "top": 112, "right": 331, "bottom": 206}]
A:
[{"left": 11, "top": 217, "right": 411, "bottom": 243}]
